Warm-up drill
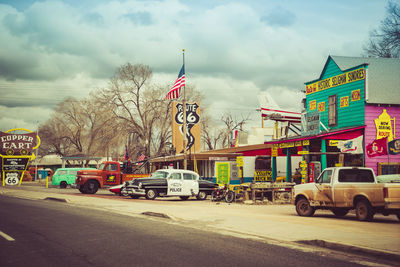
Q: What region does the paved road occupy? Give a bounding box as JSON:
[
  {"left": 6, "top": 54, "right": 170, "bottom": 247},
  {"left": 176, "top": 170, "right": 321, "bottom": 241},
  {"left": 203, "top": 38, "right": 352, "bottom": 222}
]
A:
[
  {"left": 0, "top": 195, "right": 366, "bottom": 267},
  {"left": 1, "top": 184, "right": 399, "bottom": 266}
]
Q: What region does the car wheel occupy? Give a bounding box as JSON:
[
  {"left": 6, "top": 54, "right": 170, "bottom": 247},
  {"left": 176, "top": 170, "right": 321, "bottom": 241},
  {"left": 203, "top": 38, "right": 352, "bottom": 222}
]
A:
[
  {"left": 79, "top": 188, "right": 86, "bottom": 194},
  {"left": 296, "top": 198, "right": 315, "bottom": 217},
  {"left": 225, "top": 190, "right": 235, "bottom": 203},
  {"left": 130, "top": 195, "right": 139, "bottom": 199},
  {"left": 145, "top": 189, "right": 157, "bottom": 200},
  {"left": 331, "top": 208, "right": 349, "bottom": 217},
  {"left": 120, "top": 187, "right": 129, "bottom": 197},
  {"left": 196, "top": 191, "right": 207, "bottom": 200},
  {"left": 211, "top": 191, "right": 217, "bottom": 201},
  {"left": 180, "top": 196, "right": 190, "bottom": 200},
  {"left": 85, "top": 181, "right": 98, "bottom": 194},
  {"left": 60, "top": 181, "right": 67, "bottom": 189},
  {"left": 355, "top": 199, "right": 374, "bottom": 221}
]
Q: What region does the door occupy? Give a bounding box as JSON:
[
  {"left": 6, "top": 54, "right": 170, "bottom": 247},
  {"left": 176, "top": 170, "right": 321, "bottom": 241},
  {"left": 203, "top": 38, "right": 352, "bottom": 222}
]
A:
[
  {"left": 167, "top": 173, "right": 183, "bottom": 196},
  {"left": 314, "top": 169, "right": 334, "bottom": 206},
  {"left": 103, "top": 163, "right": 121, "bottom": 185},
  {"left": 182, "top": 173, "right": 199, "bottom": 196}
]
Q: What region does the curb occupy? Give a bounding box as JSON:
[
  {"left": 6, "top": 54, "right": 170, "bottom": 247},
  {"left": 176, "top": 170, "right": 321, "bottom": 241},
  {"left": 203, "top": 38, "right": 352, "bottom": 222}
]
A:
[
  {"left": 43, "top": 197, "right": 68, "bottom": 203},
  {"left": 141, "top": 211, "right": 171, "bottom": 219},
  {"left": 296, "top": 239, "right": 400, "bottom": 263}
]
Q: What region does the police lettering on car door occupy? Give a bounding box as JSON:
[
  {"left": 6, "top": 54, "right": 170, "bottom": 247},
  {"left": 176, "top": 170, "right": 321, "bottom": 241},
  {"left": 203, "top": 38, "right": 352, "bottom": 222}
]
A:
[{"left": 167, "top": 173, "right": 183, "bottom": 195}]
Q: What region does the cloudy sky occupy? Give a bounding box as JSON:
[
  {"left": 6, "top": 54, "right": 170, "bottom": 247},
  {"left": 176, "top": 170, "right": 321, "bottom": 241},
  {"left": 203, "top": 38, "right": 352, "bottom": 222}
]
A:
[{"left": 0, "top": 0, "right": 389, "bottom": 132}]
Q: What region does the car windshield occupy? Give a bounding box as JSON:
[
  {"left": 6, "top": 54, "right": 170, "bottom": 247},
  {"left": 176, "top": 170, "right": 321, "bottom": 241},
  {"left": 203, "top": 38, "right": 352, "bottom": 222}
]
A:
[
  {"left": 151, "top": 171, "right": 169, "bottom": 178},
  {"left": 98, "top": 164, "right": 105, "bottom": 170}
]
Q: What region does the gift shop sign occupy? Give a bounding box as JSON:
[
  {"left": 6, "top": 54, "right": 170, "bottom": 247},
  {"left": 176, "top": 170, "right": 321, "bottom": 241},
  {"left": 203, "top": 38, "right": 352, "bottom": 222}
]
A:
[
  {"left": 374, "top": 109, "right": 395, "bottom": 142},
  {"left": 1, "top": 128, "right": 40, "bottom": 187},
  {"left": 0, "top": 131, "right": 37, "bottom": 155}
]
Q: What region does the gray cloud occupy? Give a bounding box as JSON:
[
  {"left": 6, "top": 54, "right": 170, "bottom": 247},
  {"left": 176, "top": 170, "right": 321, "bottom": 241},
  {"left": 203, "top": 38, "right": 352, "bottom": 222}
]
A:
[{"left": 260, "top": 6, "right": 296, "bottom": 27}]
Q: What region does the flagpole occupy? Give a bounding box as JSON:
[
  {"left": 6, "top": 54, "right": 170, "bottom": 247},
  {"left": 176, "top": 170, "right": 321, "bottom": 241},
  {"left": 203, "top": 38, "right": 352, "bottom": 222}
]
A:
[{"left": 182, "top": 49, "right": 187, "bottom": 170}]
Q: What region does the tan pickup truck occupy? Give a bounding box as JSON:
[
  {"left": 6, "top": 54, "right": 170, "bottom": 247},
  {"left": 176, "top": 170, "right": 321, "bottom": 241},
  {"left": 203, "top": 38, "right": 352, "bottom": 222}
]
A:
[{"left": 293, "top": 167, "right": 400, "bottom": 221}]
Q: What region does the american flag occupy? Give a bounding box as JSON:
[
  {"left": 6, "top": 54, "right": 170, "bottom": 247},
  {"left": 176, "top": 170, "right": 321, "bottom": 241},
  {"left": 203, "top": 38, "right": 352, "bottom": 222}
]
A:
[
  {"left": 137, "top": 153, "right": 146, "bottom": 162},
  {"left": 165, "top": 65, "right": 185, "bottom": 100}
]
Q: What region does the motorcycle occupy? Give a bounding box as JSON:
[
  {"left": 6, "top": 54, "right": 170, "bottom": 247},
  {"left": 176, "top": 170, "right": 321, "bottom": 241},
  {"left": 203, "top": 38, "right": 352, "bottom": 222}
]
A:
[{"left": 211, "top": 184, "right": 235, "bottom": 203}]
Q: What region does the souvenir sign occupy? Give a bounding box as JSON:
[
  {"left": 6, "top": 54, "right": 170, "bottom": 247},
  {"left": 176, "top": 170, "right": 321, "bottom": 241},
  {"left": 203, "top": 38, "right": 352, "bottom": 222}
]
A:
[{"left": 1, "top": 128, "right": 40, "bottom": 186}]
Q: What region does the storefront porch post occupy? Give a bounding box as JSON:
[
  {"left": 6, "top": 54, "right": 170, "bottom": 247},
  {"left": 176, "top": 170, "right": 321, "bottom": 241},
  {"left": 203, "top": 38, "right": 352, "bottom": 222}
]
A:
[
  {"left": 321, "top": 139, "right": 327, "bottom": 171},
  {"left": 286, "top": 149, "right": 292, "bottom": 182},
  {"left": 272, "top": 156, "right": 277, "bottom": 182}
]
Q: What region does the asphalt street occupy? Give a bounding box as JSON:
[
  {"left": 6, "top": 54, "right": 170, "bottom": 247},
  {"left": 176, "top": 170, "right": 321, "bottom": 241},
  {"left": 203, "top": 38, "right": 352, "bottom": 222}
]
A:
[{"left": 0, "top": 195, "right": 366, "bottom": 267}]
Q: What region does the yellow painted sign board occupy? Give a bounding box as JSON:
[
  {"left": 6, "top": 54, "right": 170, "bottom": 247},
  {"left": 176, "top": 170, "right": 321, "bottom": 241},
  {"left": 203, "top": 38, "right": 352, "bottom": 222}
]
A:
[
  {"left": 306, "top": 68, "right": 365, "bottom": 95},
  {"left": 236, "top": 156, "right": 243, "bottom": 167},
  {"left": 297, "top": 151, "right": 309, "bottom": 155}
]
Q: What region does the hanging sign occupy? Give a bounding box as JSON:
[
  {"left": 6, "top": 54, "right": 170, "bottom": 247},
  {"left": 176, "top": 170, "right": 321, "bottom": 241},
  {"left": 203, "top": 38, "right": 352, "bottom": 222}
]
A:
[
  {"left": 374, "top": 109, "right": 394, "bottom": 142},
  {"left": 1, "top": 128, "right": 40, "bottom": 187}
]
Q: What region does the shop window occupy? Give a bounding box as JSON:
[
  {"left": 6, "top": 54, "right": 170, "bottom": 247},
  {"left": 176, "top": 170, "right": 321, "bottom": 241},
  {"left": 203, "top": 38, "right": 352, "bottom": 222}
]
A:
[
  {"left": 378, "top": 163, "right": 400, "bottom": 175},
  {"left": 328, "top": 95, "right": 337, "bottom": 126}
]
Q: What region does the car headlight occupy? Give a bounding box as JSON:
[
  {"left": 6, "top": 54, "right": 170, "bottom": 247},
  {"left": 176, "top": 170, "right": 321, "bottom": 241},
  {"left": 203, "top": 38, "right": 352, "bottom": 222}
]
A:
[{"left": 138, "top": 182, "right": 142, "bottom": 189}]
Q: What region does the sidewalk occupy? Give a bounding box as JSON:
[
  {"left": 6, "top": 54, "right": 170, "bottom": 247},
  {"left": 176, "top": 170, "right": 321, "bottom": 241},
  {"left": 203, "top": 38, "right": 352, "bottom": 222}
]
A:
[{"left": 1, "top": 182, "right": 399, "bottom": 261}]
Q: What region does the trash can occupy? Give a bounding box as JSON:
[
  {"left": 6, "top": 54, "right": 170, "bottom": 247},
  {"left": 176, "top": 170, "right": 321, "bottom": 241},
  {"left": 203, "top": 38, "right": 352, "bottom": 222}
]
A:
[{"left": 37, "top": 170, "right": 48, "bottom": 180}]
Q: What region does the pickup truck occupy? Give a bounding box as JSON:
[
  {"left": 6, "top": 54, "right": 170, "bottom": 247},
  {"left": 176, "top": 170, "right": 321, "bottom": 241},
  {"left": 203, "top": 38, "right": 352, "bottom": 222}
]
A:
[
  {"left": 125, "top": 169, "right": 218, "bottom": 200},
  {"left": 74, "top": 161, "right": 147, "bottom": 194},
  {"left": 293, "top": 167, "right": 400, "bottom": 221}
]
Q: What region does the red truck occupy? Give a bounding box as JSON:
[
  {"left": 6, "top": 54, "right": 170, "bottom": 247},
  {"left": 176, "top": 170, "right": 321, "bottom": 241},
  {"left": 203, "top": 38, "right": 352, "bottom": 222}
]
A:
[{"left": 74, "top": 161, "right": 148, "bottom": 194}]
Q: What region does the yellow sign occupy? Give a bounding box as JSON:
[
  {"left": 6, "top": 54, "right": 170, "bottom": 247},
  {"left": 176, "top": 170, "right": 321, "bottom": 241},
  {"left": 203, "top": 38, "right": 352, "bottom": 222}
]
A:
[
  {"left": 306, "top": 67, "right": 365, "bottom": 95},
  {"left": 295, "top": 141, "right": 302, "bottom": 147},
  {"left": 374, "top": 109, "right": 395, "bottom": 141},
  {"left": 236, "top": 156, "right": 243, "bottom": 167},
  {"left": 298, "top": 150, "right": 309, "bottom": 155},
  {"left": 254, "top": 170, "right": 272, "bottom": 182},
  {"left": 271, "top": 148, "right": 278, "bottom": 157},
  {"left": 279, "top": 142, "right": 294, "bottom": 148},
  {"left": 351, "top": 89, "right": 361, "bottom": 101},
  {"left": 309, "top": 100, "right": 316, "bottom": 110},
  {"left": 329, "top": 140, "right": 338, "bottom": 146},
  {"left": 340, "top": 96, "right": 349, "bottom": 108},
  {"left": 318, "top": 102, "right": 325, "bottom": 112},
  {"left": 303, "top": 140, "right": 309, "bottom": 146},
  {"left": 172, "top": 102, "right": 201, "bottom": 154}
]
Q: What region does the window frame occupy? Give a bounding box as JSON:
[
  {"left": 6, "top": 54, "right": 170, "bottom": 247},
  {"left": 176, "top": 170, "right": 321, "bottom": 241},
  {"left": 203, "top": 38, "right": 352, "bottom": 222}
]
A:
[{"left": 328, "top": 95, "right": 337, "bottom": 127}]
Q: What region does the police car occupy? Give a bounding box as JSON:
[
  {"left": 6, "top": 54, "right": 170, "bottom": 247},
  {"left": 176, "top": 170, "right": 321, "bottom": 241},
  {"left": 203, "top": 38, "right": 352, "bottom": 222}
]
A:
[{"left": 125, "top": 169, "right": 217, "bottom": 200}]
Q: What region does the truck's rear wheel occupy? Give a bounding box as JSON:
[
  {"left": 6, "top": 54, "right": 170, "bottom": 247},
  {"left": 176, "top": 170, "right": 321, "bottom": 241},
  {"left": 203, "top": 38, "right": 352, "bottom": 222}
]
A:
[
  {"left": 85, "top": 181, "right": 99, "bottom": 194},
  {"left": 332, "top": 208, "right": 349, "bottom": 217},
  {"left": 145, "top": 189, "right": 157, "bottom": 200},
  {"left": 355, "top": 199, "right": 374, "bottom": 221},
  {"left": 296, "top": 198, "right": 315, "bottom": 217},
  {"left": 196, "top": 191, "right": 207, "bottom": 200},
  {"left": 79, "top": 188, "right": 86, "bottom": 194},
  {"left": 60, "top": 181, "right": 67, "bottom": 189}
]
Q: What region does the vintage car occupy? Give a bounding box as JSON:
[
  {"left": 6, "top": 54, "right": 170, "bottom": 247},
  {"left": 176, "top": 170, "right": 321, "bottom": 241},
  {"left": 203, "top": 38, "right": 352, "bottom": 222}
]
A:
[
  {"left": 125, "top": 169, "right": 218, "bottom": 200},
  {"left": 52, "top": 167, "right": 95, "bottom": 188}
]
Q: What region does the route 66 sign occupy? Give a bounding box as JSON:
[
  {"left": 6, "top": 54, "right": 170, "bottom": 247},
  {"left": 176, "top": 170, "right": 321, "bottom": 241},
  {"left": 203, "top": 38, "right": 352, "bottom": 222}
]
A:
[
  {"left": 5, "top": 172, "right": 19, "bottom": 186},
  {"left": 172, "top": 102, "right": 201, "bottom": 153}
]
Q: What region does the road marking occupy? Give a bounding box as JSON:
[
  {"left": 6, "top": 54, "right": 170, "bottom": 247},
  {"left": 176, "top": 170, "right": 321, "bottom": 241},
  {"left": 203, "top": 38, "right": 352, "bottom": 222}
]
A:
[{"left": 0, "top": 231, "right": 15, "bottom": 241}]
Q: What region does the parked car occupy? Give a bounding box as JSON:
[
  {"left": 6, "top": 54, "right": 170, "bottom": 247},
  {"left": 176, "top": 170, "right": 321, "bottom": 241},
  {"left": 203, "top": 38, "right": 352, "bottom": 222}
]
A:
[
  {"left": 109, "top": 184, "right": 129, "bottom": 196},
  {"left": 52, "top": 167, "right": 95, "bottom": 188},
  {"left": 125, "top": 169, "right": 218, "bottom": 200},
  {"left": 293, "top": 167, "right": 400, "bottom": 221}
]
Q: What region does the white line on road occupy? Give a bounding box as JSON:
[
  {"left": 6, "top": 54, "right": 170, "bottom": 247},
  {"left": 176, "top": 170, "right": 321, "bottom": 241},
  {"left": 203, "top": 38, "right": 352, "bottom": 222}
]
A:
[{"left": 0, "top": 231, "right": 15, "bottom": 241}]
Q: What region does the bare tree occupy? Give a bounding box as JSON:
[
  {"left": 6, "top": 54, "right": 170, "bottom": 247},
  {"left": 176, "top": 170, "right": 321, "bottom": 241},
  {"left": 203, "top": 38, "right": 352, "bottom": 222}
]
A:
[
  {"left": 39, "top": 95, "right": 120, "bottom": 165},
  {"left": 221, "top": 113, "right": 251, "bottom": 148},
  {"left": 364, "top": 1, "right": 400, "bottom": 58},
  {"left": 201, "top": 114, "right": 224, "bottom": 150},
  {"left": 101, "top": 63, "right": 169, "bottom": 159}
]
